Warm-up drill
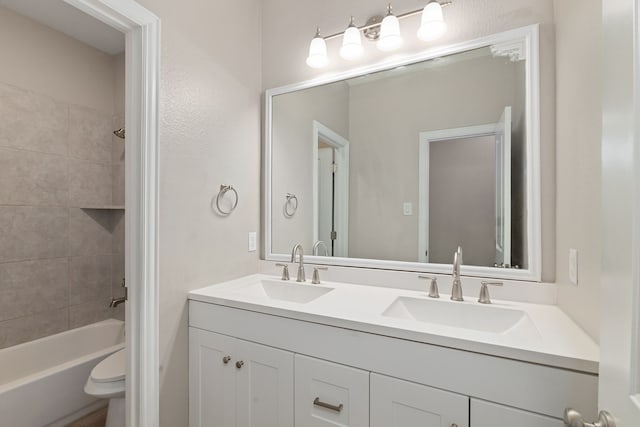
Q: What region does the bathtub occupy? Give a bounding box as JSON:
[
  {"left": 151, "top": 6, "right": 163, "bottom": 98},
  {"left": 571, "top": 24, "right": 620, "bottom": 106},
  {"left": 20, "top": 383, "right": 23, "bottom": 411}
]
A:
[{"left": 0, "top": 318, "right": 125, "bottom": 427}]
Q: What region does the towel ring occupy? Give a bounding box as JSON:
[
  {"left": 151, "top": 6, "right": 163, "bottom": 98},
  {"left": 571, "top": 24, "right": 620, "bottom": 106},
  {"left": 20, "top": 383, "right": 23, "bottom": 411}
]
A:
[
  {"left": 284, "top": 193, "right": 298, "bottom": 217},
  {"left": 216, "top": 185, "right": 238, "bottom": 215}
]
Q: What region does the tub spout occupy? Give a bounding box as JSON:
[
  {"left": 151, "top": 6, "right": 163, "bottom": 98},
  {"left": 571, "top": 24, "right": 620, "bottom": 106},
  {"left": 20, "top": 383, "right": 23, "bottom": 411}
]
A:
[{"left": 109, "top": 297, "right": 126, "bottom": 308}]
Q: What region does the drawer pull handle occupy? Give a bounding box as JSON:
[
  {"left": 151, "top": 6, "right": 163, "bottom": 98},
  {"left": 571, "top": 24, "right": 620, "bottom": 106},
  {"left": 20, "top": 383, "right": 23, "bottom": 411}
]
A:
[
  {"left": 313, "top": 397, "right": 343, "bottom": 413},
  {"left": 222, "top": 356, "right": 231, "bottom": 364},
  {"left": 235, "top": 360, "right": 244, "bottom": 369}
]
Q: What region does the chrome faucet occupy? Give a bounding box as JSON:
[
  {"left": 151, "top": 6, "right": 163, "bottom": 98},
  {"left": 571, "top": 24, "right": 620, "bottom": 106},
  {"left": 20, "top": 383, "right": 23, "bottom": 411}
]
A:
[
  {"left": 451, "top": 246, "right": 464, "bottom": 301},
  {"left": 291, "top": 244, "right": 306, "bottom": 282},
  {"left": 313, "top": 240, "right": 328, "bottom": 256}
]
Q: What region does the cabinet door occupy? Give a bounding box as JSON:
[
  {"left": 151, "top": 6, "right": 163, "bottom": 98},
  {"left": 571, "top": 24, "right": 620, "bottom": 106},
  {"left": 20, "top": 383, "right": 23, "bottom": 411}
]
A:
[
  {"left": 235, "top": 339, "right": 294, "bottom": 427},
  {"left": 189, "top": 328, "right": 237, "bottom": 427},
  {"left": 470, "top": 399, "right": 563, "bottom": 427},
  {"left": 370, "top": 373, "right": 469, "bottom": 427},
  {"left": 295, "top": 355, "right": 369, "bottom": 427}
]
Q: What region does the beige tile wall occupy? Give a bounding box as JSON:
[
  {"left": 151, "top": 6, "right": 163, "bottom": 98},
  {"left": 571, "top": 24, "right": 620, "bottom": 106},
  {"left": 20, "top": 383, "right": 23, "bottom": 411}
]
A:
[{"left": 0, "top": 82, "right": 124, "bottom": 349}]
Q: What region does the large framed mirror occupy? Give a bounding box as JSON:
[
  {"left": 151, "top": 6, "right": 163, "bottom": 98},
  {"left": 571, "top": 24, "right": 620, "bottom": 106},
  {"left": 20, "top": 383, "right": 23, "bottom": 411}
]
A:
[{"left": 264, "top": 24, "right": 541, "bottom": 281}]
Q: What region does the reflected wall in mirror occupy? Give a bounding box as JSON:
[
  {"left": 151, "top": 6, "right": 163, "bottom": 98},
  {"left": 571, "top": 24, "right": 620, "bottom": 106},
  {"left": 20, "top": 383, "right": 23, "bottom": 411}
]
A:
[{"left": 266, "top": 25, "right": 540, "bottom": 281}]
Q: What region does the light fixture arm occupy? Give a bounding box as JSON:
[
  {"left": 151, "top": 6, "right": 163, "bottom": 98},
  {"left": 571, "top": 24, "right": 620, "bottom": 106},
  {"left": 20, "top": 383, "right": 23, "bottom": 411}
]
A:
[{"left": 321, "top": 1, "right": 452, "bottom": 42}]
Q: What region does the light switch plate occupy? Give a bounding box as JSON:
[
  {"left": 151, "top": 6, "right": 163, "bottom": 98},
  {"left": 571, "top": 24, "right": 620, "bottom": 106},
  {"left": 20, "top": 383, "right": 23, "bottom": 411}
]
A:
[
  {"left": 248, "top": 232, "right": 257, "bottom": 252},
  {"left": 569, "top": 248, "right": 578, "bottom": 285},
  {"left": 403, "top": 202, "right": 413, "bottom": 216}
]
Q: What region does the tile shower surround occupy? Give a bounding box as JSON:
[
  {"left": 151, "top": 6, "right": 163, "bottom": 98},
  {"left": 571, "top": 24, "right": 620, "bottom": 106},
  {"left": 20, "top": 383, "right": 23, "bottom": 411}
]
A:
[{"left": 0, "top": 82, "right": 124, "bottom": 348}]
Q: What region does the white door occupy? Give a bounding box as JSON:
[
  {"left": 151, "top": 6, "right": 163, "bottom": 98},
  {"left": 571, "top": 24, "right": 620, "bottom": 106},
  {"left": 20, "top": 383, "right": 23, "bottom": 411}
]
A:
[
  {"left": 595, "top": 0, "right": 640, "bottom": 425},
  {"left": 235, "top": 340, "right": 294, "bottom": 427},
  {"left": 494, "top": 106, "right": 512, "bottom": 267},
  {"left": 189, "top": 328, "right": 237, "bottom": 427},
  {"left": 370, "top": 373, "right": 468, "bottom": 427}
]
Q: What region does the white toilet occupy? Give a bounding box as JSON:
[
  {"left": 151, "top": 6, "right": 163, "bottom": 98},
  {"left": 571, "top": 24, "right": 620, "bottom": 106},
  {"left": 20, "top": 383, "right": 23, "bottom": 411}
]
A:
[{"left": 85, "top": 348, "right": 126, "bottom": 427}]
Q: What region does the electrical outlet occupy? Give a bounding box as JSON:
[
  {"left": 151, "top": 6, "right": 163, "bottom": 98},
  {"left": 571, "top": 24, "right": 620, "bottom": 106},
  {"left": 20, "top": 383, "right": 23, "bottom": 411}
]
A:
[
  {"left": 569, "top": 248, "right": 578, "bottom": 285},
  {"left": 248, "top": 232, "right": 257, "bottom": 252},
  {"left": 403, "top": 202, "right": 413, "bottom": 216}
]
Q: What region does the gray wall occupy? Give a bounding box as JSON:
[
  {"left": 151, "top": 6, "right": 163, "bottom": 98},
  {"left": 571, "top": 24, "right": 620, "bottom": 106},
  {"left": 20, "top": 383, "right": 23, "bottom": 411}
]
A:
[{"left": 0, "top": 6, "right": 125, "bottom": 348}]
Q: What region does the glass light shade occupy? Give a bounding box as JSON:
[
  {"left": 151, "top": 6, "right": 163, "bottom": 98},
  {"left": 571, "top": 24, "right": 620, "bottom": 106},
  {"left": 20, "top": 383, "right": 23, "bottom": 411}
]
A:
[
  {"left": 376, "top": 14, "right": 403, "bottom": 52},
  {"left": 306, "top": 36, "right": 328, "bottom": 68},
  {"left": 417, "top": 1, "right": 447, "bottom": 41},
  {"left": 340, "top": 25, "right": 364, "bottom": 60}
]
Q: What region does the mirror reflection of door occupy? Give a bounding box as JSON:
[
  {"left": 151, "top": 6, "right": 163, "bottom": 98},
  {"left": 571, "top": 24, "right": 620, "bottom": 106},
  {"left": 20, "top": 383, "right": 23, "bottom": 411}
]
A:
[
  {"left": 312, "top": 121, "right": 349, "bottom": 257},
  {"left": 418, "top": 106, "right": 512, "bottom": 266}
]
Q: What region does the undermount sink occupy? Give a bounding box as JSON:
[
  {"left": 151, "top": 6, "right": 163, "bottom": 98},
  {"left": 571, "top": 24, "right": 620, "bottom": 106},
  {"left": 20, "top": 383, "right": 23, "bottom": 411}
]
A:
[
  {"left": 382, "top": 296, "right": 532, "bottom": 334},
  {"left": 231, "top": 279, "right": 334, "bottom": 304}
]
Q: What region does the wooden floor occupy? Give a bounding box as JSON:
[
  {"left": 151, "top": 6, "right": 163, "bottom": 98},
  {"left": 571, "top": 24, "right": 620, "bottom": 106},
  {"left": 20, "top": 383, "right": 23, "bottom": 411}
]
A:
[{"left": 66, "top": 407, "right": 107, "bottom": 427}]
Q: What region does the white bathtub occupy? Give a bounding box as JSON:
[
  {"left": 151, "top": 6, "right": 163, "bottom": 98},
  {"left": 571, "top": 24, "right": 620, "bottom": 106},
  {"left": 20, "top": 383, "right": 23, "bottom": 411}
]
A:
[{"left": 0, "top": 319, "right": 125, "bottom": 427}]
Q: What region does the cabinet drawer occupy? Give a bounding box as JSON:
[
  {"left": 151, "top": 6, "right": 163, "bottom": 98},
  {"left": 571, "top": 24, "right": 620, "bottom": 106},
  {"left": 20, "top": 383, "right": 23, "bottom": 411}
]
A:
[
  {"left": 371, "top": 373, "right": 469, "bottom": 427},
  {"left": 295, "top": 355, "right": 369, "bottom": 427},
  {"left": 471, "top": 399, "right": 563, "bottom": 427}
]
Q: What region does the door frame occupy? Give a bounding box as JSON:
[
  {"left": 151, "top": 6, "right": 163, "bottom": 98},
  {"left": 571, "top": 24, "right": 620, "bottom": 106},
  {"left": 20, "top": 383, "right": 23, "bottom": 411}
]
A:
[
  {"left": 63, "top": 1, "right": 160, "bottom": 425},
  {"left": 418, "top": 123, "right": 497, "bottom": 263},
  {"left": 312, "top": 120, "right": 350, "bottom": 257}
]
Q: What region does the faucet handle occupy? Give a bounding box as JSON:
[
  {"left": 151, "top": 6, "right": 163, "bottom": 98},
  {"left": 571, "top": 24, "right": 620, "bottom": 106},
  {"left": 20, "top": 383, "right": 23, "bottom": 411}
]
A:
[
  {"left": 275, "top": 263, "right": 290, "bottom": 281},
  {"left": 478, "top": 281, "right": 503, "bottom": 304},
  {"left": 311, "top": 266, "right": 328, "bottom": 284},
  {"left": 418, "top": 276, "right": 439, "bottom": 298}
]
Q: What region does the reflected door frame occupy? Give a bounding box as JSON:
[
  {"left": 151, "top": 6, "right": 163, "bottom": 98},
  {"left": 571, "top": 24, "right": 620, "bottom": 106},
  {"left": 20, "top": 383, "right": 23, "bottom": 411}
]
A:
[
  {"left": 418, "top": 123, "right": 497, "bottom": 263},
  {"left": 312, "top": 121, "right": 349, "bottom": 257}
]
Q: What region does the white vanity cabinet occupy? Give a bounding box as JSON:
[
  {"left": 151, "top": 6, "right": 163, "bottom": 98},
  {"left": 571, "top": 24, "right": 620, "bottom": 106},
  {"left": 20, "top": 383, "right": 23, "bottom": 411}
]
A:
[
  {"left": 295, "top": 355, "right": 369, "bottom": 427},
  {"left": 470, "top": 399, "right": 563, "bottom": 427},
  {"left": 189, "top": 328, "right": 294, "bottom": 427},
  {"left": 189, "top": 300, "right": 597, "bottom": 427},
  {"left": 371, "top": 373, "right": 469, "bottom": 427}
]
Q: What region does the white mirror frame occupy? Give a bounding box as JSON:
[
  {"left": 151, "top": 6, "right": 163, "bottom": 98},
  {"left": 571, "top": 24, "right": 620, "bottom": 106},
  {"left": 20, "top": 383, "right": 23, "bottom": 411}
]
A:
[
  {"left": 63, "top": 0, "right": 160, "bottom": 425},
  {"left": 264, "top": 24, "right": 541, "bottom": 282}
]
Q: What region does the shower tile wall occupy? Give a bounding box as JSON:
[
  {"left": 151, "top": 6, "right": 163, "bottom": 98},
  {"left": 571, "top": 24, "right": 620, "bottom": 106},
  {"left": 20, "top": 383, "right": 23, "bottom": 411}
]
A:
[{"left": 0, "top": 82, "right": 125, "bottom": 349}]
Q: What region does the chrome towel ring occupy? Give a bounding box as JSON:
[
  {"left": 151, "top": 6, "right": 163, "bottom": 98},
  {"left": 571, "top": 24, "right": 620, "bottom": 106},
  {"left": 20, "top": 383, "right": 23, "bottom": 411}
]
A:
[
  {"left": 284, "top": 193, "right": 298, "bottom": 217},
  {"left": 216, "top": 185, "right": 238, "bottom": 215}
]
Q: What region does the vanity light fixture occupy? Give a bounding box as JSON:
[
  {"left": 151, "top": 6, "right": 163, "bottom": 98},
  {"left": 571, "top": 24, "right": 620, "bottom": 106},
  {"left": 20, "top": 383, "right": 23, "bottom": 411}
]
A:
[
  {"left": 377, "top": 4, "right": 403, "bottom": 52},
  {"left": 339, "top": 17, "right": 364, "bottom": 60},
  {"left": 305, "top": 1, "right": 452, "bottom": 68},
  {"left": 306, "top": 27, "right": 329, "bottom": 69},
  {"left": 417, "top": 1, "right": 447, "bottom": 41}
]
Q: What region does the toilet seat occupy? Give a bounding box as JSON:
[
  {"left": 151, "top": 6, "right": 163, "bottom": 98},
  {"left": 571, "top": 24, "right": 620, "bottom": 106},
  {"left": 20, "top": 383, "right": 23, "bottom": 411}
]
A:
[
  {"left": 92, "top": 348, "right": 126, "bottom": 383},
  {"left": 85, "top": 349, "right": 126, "bottom": 399}
]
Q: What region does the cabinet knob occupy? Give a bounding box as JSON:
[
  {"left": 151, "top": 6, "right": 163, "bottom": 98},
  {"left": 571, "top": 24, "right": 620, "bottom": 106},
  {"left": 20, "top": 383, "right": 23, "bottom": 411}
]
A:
[
  {"left": 451, "top": 424, "right": 458, "bottom": 427},
  {"left": 222, "top": 356, "right": 231, "bottom": 364},
  {"left": 235, "top": 360, "right": 244, "bottom": 369}
]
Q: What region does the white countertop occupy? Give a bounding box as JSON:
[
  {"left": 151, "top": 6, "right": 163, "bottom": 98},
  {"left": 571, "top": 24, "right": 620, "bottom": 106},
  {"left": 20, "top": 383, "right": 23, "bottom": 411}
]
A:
[{"left": 188, "top": 273, "right": 599, "bottom": 374}]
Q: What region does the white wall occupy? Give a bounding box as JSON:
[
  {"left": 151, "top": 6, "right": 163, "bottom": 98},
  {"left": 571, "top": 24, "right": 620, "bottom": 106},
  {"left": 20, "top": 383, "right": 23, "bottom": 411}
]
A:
[
  {"left": 134, "top": 0, "right": 262, "bottom": 425},
  {"left": 262, "top": 0, "right": 557, "bottom": 281},
  {"left": 554, "top": 0, "right": 602, "bottom": 341}
]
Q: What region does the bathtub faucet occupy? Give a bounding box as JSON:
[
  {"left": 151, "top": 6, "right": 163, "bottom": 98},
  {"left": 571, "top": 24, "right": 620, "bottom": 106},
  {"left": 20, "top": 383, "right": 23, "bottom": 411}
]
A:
[
  {"left": 110, "top": 278, "right": 127, "bottom": 308},
  {"left": 109, "top": 297, "right": 126, "bottom": 308}
]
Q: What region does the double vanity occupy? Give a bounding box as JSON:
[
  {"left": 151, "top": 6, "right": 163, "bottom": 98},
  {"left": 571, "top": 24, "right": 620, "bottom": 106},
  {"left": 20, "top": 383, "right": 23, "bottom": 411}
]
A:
[
  {"left": 188, "top": 268, "right": 598, "bottom": 427},
  {"left": 188, "top": 22, "right": 597, "bottom": 427}
]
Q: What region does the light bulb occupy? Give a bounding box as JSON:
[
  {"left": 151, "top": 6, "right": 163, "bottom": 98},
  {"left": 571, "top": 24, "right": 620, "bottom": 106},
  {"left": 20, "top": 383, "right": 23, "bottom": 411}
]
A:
[
  {"left": 377, "top": 5, "right": 403, "bottom": 52},
  {"left": 306, "top": 28, "right": 328, "bottom": 68},
  {"left": 417, "top": 1, "right": 447, "bottom": 41},
  {"left": 340, "top": 17, "right": 364, "bottom": 60}
]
